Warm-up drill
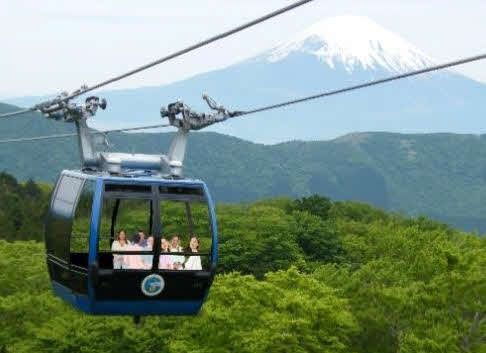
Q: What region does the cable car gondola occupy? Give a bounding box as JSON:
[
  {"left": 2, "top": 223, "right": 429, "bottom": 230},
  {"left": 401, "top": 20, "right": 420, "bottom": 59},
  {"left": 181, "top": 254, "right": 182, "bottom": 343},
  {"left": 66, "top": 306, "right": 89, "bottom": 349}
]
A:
[
  {"left": 42, "top": 95, "right": 227, "bottom": 316},
  {"left": 46, "top": 171, "right": 217, "bottom": 315}
]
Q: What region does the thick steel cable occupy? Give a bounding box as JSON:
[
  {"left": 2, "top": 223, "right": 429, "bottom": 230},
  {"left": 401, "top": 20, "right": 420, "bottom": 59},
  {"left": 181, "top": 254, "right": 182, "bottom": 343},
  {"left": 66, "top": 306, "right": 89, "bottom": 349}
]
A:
[
  {"left": 234, "top": 53, "right": 486, "bottom": 117},
  {"left": 0, "top": 123, "right": 171, "bottom": 143},
  {"left": 0, "top": 0, "right": 313, "bottom": 119},
  {"left": 0, "top": 108, "right": 36, "bottom": 118},
  {"left": 0, "top": 132, "right": 78, "bottom": 143},
  {"left": 100, "top": 123, "right": 171, "bottom": 134}
]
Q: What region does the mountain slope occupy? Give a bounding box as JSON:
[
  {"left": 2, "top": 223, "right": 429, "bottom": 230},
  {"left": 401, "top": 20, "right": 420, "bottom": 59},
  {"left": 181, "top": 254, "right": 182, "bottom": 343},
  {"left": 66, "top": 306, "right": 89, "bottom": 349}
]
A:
[{"left": 1, "top": 101, "right": 486, "bottom": 232}]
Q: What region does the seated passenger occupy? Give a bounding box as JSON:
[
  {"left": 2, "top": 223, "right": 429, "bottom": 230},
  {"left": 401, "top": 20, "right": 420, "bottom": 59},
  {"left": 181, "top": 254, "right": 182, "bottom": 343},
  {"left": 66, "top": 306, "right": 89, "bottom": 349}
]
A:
[
  {"left": 133, "top": 230, "right": 148, "bottom": 248},
  {"left": 111, "top": 230, "right": 130, "bottom": 269},
  {"left": 159, "top": 238, "right": 173, "bottom": 270},
  {"left": 184, "top": 236, "right": 202, "bottom": 270},
  {"left": 170, "top": 235, "right": 185, "bottom": 270},
  {"left": 124, "top": 241, "right": 146, "bottom": 270},
  {"left": 141, "top": 236, "right": 154, "bottom": 269}
]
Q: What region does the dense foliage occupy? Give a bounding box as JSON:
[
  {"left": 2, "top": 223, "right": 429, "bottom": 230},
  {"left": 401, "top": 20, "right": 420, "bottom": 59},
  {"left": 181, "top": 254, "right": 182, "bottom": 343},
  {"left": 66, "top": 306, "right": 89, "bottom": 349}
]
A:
[
  {"left": 0, "top": 172, "right": 50, "bottom": 241},
  {"left": 0, "top": 175, "right": 484, "bottom": 352}
]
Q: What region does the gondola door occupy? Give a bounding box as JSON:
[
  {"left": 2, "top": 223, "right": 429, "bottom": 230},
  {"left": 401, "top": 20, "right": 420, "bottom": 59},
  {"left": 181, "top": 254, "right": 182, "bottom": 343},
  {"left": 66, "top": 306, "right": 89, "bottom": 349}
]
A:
[
  {"left": 87, "top": 180, "right": 217, "bottom": 315},
  {"left": 92, "top": 182, "right": 160, "bottom": 303}
]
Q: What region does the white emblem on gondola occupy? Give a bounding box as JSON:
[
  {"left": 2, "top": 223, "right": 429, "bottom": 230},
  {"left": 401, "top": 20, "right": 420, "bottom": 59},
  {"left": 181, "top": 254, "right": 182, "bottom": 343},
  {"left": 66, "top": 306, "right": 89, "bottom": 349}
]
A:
[{"left": 141, "top": 274, "right": 165, "bottom": 296}]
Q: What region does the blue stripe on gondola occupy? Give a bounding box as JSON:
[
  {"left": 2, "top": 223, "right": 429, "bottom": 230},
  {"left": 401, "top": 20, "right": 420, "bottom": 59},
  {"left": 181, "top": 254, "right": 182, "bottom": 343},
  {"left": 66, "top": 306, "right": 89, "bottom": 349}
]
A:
[
  {"left": 52, "top": 281, "right": 91, "bottom": 312},
  {"left": 88, "top": 178, "right": 104, "bottom": 308},
  {"left": 203, "top": 183, "right": 219, "bottom": 266},
  {"left": 91, "top": 299, "right": 203, "bottom": 316},
  {"left": 52, "top": 281, "right": 202, "bottom": 315}
]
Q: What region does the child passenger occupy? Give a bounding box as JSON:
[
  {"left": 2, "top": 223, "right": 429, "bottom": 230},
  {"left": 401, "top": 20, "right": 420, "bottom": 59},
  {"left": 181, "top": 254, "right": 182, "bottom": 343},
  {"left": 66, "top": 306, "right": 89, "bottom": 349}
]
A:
[
  {"left": 111, "top": 230, "right": 130, "bottom": 269},
  {"left": 158, "top": 238, "right": 173, "bottom": 270},
  {"left": 184, "top": 236, "right": 202, "bottom": 270}
]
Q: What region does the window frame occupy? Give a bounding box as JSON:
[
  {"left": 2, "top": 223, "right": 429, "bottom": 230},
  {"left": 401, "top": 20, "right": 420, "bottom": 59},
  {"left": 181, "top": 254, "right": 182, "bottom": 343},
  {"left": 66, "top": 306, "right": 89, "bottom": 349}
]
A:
[{"left": 98, "top": 181, "right": 213, "bottom": 271}]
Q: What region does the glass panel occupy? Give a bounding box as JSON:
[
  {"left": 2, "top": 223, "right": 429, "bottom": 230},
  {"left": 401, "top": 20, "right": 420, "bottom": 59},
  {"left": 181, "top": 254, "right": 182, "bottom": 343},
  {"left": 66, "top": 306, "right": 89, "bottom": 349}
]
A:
[
  {"left": 70, "top": 180, "right": 95, "bottom": 269},
  {"left": 45, "top": 175, "right": 84, "bottom": 261},
  {"left": 52, "top": 176, "right": 83, "bottom": 216},
  {"left": 159, "top": 186, "right": 204, "bottom": 196},
  {"left": 105, "top": 184, "right": 151, "bottom": 193},
  {"left": 160, "top": 197, "right": 211, "bottom": 271},
  {"left": 99, "top": 197, "right": 153, "bottom": 270}
]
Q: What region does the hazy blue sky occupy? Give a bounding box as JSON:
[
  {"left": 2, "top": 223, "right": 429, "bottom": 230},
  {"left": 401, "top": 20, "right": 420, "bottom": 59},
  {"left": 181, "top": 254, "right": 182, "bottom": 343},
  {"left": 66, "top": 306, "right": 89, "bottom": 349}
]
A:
[{"left": 1, "top": 0, "right": 485, "bottom": 98}]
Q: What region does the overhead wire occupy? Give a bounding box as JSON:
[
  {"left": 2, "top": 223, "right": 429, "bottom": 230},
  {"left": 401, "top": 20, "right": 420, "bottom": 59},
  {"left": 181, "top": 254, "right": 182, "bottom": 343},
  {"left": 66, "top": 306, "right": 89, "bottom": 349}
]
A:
[
  {"left": 0, "top": 108, "right": 36, "bottom": 118},
  {"left": 100, "top": 123, "right": 171, "bottom": 134},
  {"left": 0, "top": 123, "right": 171, "bottom": 144},
  {"left": 0, "top": 0, "right": 314, "bottom": 119},
  {"left": 0, "top": 132, "right": 77, "bottom": 143},
  {"left": 233, "top": 53, "right": 486, "bottom": 117}
]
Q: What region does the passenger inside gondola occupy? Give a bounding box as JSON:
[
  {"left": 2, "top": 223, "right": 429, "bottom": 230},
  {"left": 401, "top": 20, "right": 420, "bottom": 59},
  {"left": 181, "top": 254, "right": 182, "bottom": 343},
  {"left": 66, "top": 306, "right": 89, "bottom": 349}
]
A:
[
  {"left": 141, "top": 236, "right": 154, "bottom": 269},
  {"left": 111, "top": 229, "right": 131, "bottom": 269},
  {"left": 133, "top": 230, "right": 147, "bottom": 247},
  {"left": 111, "top": 231, "right": 204, "bottom": 270},
  {"left": 125, "top": 236, "right": 146, "bottom": 269},
  {"left": 184, "top": 236, "right": 202, "bottom": 270},
  {"left": 170, "top": 235, "right": 185, "bottom": 270},
  {"left": 159, "top": 238, "right": 173, "bottom": 269}
]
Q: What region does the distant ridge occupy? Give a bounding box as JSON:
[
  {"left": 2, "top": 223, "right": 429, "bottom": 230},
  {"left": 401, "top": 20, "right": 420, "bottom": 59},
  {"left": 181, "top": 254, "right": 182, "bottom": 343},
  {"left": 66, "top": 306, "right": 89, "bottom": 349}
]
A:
[{"left": 1, "top": 101, "right": 486, "bottom": 233}]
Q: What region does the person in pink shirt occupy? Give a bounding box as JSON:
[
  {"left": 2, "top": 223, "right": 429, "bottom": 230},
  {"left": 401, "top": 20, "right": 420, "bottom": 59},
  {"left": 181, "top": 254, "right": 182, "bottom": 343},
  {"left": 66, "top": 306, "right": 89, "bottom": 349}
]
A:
[
  {"left": 124, "top": 242, "right": 146, "bottom": 270},
  {"left": 158, "top": 238, "right": 173, "bottom": 270}
]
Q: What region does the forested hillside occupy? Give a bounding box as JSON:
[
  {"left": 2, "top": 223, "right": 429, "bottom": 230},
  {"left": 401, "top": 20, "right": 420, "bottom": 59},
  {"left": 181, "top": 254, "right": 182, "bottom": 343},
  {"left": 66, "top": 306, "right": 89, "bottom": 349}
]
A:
[
  {"left": 3, "top": 100, "right": 486, "bottom": 232},
  {"left": 3, "top": 102, "right": 486, "bottom": 232},
  {"left": 0, "top": 175, "right": 484, "bottom": 352}
]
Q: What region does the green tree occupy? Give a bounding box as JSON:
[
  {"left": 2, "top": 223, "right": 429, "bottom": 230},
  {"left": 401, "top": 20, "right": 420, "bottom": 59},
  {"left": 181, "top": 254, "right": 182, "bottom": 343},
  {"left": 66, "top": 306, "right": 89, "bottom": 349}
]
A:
[
  {"left": 219, "top": 205, "right": 304, "bottom": 278},
  {"left": 291, "top": 211, "right": 343, "bottom": 263},
  {"left": 288, "top": 194, "right": 333, "bottom": 220}
]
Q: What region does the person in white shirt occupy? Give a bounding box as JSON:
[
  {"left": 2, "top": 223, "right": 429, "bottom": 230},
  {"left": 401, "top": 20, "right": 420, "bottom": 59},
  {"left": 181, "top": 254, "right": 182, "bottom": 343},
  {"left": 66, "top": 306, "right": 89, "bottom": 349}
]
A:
[
  {"left": 184, "top": 236, "right": 202, "bottom": 271},
  {"left": 170, "top": 235, "right": 185, "bottom": 270},
  {"left": 159, "top": 238, "right": 173, "bottom": 270},
  {"left": 111, "top": 230, "right": 130, "bottom": 269}
]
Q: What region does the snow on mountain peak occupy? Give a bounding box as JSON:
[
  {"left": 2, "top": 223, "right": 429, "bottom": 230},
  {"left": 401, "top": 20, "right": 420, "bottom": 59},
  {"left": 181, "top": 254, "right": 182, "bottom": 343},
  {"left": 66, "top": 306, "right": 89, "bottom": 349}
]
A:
[{"left": 266, "top": 16, "right": 434, "bottom": 73}]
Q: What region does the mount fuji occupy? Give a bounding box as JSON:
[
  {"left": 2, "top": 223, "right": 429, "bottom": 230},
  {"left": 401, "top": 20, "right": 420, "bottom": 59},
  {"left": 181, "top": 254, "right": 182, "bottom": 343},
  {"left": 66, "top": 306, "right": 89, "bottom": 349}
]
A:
[
  {"left": 263, "top": 16, "right": 433, "bottom": 73},
  {"left": 7, "top": 16, "right": 486, "bottom": 143}
]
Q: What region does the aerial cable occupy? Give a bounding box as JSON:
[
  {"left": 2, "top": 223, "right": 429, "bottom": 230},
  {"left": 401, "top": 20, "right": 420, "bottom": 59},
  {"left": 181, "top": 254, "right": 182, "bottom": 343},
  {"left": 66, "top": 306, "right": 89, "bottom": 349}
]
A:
[
  {"left": 0, "top": 108, "right": 35, "bottom": 118},
  {"left": 0, "top": 132, "right": 78, "bottom": 143},
  {"left": 0, "top": 123, "right": 171, "bottom": 144},
  {"left": 0, "top": 0, "right": 313, "bottom": 119},
  {"left": 100, "top": 123, "right": 171, "bottom": 134},
  {"left": 231, "top": 53, "right": 486, "bottom": 117}
]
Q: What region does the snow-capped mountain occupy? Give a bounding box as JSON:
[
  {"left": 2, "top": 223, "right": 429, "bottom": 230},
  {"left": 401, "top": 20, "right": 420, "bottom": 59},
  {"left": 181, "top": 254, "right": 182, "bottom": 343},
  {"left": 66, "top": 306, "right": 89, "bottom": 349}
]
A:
[
  {"left": 263, "top": 16, "right": 433, "bottom": 73},
  {"left": 6, "top": 16, "right": 486, "bottom": 143}
]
